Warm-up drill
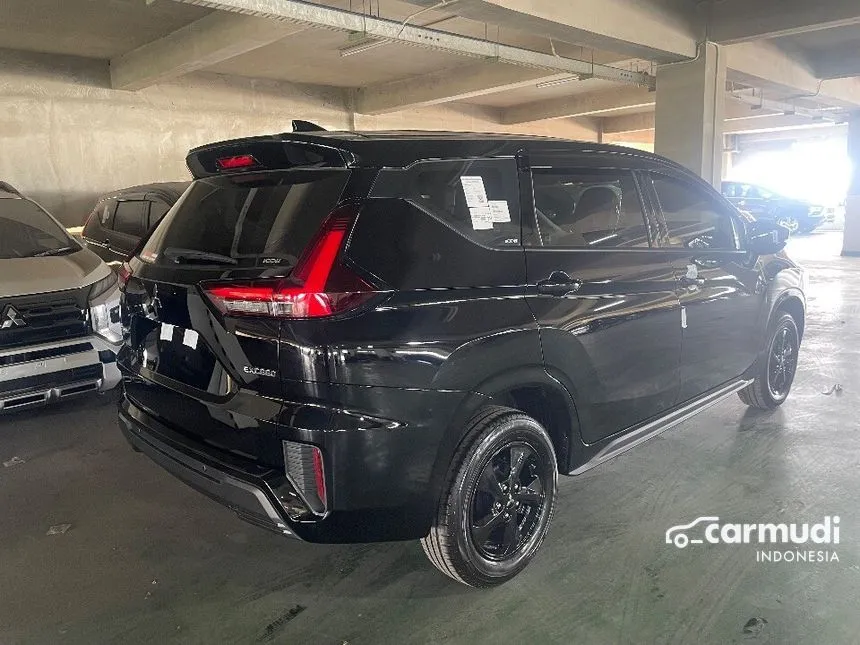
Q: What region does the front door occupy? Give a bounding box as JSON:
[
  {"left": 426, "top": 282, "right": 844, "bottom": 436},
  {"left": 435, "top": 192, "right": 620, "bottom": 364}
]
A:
[
  {"left": 644, "top": 171, "right": 765, "bottom": 403},
  {"left": 523, "top": 161, "right": 682, "bottom": 444}
]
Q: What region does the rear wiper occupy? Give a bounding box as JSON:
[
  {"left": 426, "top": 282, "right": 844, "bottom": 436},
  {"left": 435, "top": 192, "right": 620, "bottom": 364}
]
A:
[
  {"left": 32, "top": 245, "right": 77, "bottom": 257},
  {"left": 162, "top": 247, "right": 238, "bottom": 265}
]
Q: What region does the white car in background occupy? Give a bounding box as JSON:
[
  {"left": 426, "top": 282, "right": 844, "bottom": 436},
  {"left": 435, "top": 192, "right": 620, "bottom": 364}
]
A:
[{"left": 0, "top": 182, "right": 121, "bottom": 412}]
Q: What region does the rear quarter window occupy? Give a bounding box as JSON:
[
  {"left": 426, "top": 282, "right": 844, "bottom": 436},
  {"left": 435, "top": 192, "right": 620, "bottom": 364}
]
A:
[{"left": 370, "top": 158, "right": 521, "bottom": 248}]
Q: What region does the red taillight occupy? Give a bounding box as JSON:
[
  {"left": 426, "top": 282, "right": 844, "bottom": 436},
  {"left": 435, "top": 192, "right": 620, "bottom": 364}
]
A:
[
  {"left": 215, "top": 154, "right": 258, "bottom": 170},
  {"left": 202, "top": 206, "right": 376, "bottom": 319},
  {"left": 117, "top": 262, "right": 133, "bottom": 289}
]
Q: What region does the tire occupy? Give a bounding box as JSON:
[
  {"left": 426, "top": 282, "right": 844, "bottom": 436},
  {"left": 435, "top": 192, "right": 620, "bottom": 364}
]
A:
[
  {"left": 421, "top": 405, "right": 558, "bottom": 587},
  {"left": 738, "top": 312, "right": 800, "bottom": 410}
]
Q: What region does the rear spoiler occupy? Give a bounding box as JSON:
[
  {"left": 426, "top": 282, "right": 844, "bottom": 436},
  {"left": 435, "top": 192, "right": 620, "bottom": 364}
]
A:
[
  {"left": 0, "top": 181, "right": 22, "bottom": 197},
  {"left": 186, "top": 121, "right": 348, "bottom": 179}
]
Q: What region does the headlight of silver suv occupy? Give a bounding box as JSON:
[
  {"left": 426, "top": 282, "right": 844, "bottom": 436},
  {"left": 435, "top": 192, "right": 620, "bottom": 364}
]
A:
[{"left": 88, "top": 272, "right": 122, "bottom": 344}]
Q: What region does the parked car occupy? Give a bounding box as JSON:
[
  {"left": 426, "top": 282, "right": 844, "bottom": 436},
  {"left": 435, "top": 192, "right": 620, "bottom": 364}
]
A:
[
  {"left": 0, "top": 181, "right": 121, "bottom": 412},
  {"left": 117, "top": 128, "right": 805, "bottom": 587},
  {"left": 81, "top": 182, "right": 189, "bottom": 264},
  {"left": 721, "top": 181, "right": 826, "bottom": 234}
]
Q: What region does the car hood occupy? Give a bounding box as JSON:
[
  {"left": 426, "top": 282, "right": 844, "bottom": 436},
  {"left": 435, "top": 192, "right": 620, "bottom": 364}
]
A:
[{"left": 0, "top": 247, "right": 110, "bottom": 298}]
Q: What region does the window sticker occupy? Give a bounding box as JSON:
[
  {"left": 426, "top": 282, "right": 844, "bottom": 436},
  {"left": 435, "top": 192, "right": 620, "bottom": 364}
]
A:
[
  {"left": 469, "top": 206, "right": 494, "bottom": 230},
  {"left": 460, "top": 176, "right": 488, "bottom": 208},
  {"left": 183, "top": 329, "right": 199, "bottom": 349},
  {"left": 488, "top": 200, "right": 511, "bottom": 223},
  {"left": 159, "top": 323, "right": 174, "bottom": 341}
]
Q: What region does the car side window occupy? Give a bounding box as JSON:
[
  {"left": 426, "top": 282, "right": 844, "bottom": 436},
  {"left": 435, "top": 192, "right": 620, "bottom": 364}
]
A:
[
  {"left": 113, "top": 200, "right": 149, "bottom": 237},
  {"left": 370, "top": 158, "right": 521, "bottom": 248},
  {"left": 530, "top": 169, "right": 650, "bottom": 248},
  {"left": 148, "top": 200, "right": 171, "bottom": 229},
  {"left": 650, "top": 174, "right": 739, "bottom": 251}
]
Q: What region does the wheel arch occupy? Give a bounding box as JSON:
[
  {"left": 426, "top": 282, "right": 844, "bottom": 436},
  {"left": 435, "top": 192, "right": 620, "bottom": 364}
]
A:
[{"left": 427, "top": 366, "right": 581, "bottom": 507}]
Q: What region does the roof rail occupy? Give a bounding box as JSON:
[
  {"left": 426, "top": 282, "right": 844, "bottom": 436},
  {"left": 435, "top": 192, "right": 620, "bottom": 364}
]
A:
[
  {"left": 292, "top": 120, "right": 326, "bottom": 132},
  {"left": 0, "top": 181, "right": 22, "bottom": 197}
]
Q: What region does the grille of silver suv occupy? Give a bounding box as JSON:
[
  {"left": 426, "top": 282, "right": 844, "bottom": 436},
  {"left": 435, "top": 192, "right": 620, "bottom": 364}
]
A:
[{"left": 0, "top": 288, "right": 88, "bottom": 349}]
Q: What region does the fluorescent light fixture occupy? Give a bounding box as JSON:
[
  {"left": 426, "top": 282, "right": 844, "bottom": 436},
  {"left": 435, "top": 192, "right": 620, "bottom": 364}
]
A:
[
  {"left": 339, "top": 39, "right": 389, "bottom": 57},
  {"left": 535, "top": 75, "right": 581, "bottom": 89}
]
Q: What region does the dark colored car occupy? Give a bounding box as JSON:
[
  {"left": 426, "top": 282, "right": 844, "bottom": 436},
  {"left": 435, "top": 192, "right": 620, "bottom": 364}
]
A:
[
  {"left": 721, "top": 181, "right": 826, "bottom": 234},
  {"left": 81, "top": 182, "right": 189, "bottom": 265},
  {"left": 117, "top": 128, "right": 805, "bottom": 587}
]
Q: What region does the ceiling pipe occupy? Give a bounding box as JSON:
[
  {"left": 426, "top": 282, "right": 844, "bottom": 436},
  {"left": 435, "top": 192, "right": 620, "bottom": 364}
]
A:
[{"left": 171, "top": 0, "right": 655, "bottom": 88}]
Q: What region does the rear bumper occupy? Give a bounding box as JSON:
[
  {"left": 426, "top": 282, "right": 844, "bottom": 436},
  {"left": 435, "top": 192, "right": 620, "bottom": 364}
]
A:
[
  {"left": 119, "top": 398, "right": 299, "bottom": 538},
  {"left": 0, "top": 335, "right": 120, "bottom": 412}
]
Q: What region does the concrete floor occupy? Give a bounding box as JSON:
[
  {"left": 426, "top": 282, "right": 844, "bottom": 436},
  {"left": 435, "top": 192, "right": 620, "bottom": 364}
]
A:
[{"left": 1, "top": 232, "right": 858, "bottom": 644}]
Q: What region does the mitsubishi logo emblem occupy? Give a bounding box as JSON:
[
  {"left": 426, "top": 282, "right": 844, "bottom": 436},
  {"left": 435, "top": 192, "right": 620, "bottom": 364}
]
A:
[{"left": 1, "top": 305, "right": 26, "bottom": 329}]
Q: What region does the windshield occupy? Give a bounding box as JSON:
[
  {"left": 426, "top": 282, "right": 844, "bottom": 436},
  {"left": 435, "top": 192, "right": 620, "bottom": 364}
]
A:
[
  {"left": 140, "top": 170, "right": 350, "bottom": 268},
  {"left": 0, "top": 198, "right": 76, "bottom": 259}
]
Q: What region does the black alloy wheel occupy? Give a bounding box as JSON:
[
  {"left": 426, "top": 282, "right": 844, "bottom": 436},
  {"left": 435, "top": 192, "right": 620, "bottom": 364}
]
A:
[{"left": 422, "top": 406, "right": 558, "bottom": 587}]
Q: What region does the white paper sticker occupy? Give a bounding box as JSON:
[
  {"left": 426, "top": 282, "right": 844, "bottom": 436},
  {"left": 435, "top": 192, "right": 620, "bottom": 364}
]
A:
[
  {"left": 469, "top": 206, "right": 494, "bottom": 230},
  {"left": 488, "top": 200, "right": 511, "bottom": 223},
  {"left": 460, "top": 176, "right": 488, "bottom": 208},
  {"left": 183, "top": 329, "right": 199, "bottom": 349},
  {"left": 159, "top": 323, "right": 174, "bottom": 341}
]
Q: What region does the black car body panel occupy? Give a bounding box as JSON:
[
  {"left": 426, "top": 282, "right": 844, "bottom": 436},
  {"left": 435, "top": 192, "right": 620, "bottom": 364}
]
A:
[{"left": 118, "top": 131, "right": 805, "bottom": 542}]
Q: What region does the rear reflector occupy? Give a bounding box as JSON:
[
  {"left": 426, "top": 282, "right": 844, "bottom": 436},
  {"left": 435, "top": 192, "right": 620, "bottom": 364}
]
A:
[
  {"left": 283, "top": 441, "right": 327, "bottom": 515},
  {"left": 215, "top": 154, "right": 258, "bottom": 170},
  {"left": 202, "top": 205, "right": 376, "bottom": 319}
]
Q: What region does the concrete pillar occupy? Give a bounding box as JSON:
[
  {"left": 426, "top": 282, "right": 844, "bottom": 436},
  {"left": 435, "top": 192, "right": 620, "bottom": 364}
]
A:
[
  {"left": 722, "top": 134, "right": 737, "bottom": 180},
  {"left": 842, "top": 112, "right": 860, "bottom": 256},
  {"left": 654, "top": 42, "right": 726, "bottom": 187}
]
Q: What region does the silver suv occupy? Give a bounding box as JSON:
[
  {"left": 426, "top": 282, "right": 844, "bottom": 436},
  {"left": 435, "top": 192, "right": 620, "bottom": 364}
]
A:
[{"left": 0, "top": 182, "right": 121, "bottom": 412}]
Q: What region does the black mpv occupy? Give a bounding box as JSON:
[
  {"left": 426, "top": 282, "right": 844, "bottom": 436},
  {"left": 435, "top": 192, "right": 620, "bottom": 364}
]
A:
[{"left": 118, "top": 126, "right": 805, "bottom": 587}]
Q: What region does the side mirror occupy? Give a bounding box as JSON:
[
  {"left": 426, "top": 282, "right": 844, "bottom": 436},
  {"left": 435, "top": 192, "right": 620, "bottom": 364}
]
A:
[{"left": 746, "top": 219, "right": 789, "bottom": 255}]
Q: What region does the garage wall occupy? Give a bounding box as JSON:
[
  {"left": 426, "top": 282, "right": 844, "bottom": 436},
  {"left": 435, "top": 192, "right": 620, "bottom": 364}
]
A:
[
  {"left": 1, "top": 48, "right": 599, "bottom": 227},
  {"left": 0, "top": 49, "right": 349, "bottom": 226}
]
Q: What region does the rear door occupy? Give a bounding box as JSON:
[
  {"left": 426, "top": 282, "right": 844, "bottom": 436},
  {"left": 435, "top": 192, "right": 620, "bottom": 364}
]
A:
[
  {"left": 121, "top": 166, "right": 355, "bottom": 463},
  {"left": 644, "top": 170, "right": 764, "bottom": 402},
  {"left": 523, "top": 154, "right": 682, "bottom": 443}
]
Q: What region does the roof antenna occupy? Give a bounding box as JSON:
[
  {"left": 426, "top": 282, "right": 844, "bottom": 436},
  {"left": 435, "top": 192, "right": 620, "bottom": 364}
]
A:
[{"left": 292, "top": 120, "right": 327, "bottom": 132}]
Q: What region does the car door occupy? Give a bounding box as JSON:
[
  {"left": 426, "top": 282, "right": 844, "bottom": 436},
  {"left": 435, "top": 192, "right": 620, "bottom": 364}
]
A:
[
  {"left": 644, "top": 170, "right": 765, "bottom": 403},
  {"left": 523, "top": 155, "right": 682, "bottom": 443},
  {"left": 108, "top": 198, "right": 149, "bottom": 262}
]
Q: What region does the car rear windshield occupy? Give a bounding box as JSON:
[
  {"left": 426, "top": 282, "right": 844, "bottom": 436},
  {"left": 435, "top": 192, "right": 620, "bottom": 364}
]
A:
[
  {"left": 140, "top": 170, "right": 350, "bottom": 267},
  {"left": 0, "top": 198, "right": 74, "bottom": 259}
]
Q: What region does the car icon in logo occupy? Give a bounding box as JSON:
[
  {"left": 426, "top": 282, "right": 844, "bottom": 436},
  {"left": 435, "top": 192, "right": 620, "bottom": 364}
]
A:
[{"left": 665, "top": 516, "right": 720, "bottom": 548}]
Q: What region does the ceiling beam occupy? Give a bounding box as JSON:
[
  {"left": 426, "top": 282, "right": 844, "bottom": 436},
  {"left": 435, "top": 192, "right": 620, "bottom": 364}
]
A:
[
  {"left": 602, "top": 100, "right": 840, "bottom": 135},
  {"left": 723, "top": 41, "right": 860, "bottom": 108},
  {"left": 707, "top": 0, "right": 860, "bottom": 44},
  {"left": 174, "top": 0, "right": 654, "bottom": 88},
  {"left": 401, "top": 0, "right": 697, "bottom": 63},
  {"left": 810, "top": 45, "right": 860, "bottom": 80},
  {"left": 500, "top": 86, "right": 655, "bottom": 124},
  {"left": 355, "top": 62, "right": 565, "bottom": 115},
  {"left": 111, "top": 11, "right": 305, "bottom": 90}
]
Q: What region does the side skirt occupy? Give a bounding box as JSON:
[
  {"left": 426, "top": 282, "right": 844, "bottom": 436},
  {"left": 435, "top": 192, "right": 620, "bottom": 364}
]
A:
[{"left": 569, "top": 378, "right": 753, "bottom": 475}]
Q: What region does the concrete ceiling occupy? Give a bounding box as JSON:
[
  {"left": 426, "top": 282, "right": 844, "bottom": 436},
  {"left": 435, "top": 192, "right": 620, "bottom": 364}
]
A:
[
  {"left": 0, "top": 0, "right": 856, "bottom": 143},
  {"left": 0, "top": 0, "right": 211, "bottom": 59}
]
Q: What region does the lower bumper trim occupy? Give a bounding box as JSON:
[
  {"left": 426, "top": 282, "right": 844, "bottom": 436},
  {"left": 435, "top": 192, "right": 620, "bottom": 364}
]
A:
[{"left": 119, "top": 405, "right": 297, "bottom": 538}]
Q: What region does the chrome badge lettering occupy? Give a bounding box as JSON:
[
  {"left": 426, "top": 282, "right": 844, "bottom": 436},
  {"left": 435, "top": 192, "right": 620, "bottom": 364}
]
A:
[{"left": 243, "top": 365, "right": 277, "bottom": 378}]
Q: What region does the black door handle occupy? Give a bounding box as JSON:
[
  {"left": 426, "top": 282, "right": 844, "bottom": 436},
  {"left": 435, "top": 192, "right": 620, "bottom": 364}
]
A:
[
  {"left": 678, "top": 276, "right": 704, "bottom": 287},
  {"left": 537, "top": 271, "right": 583, "bottom": 296}
]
